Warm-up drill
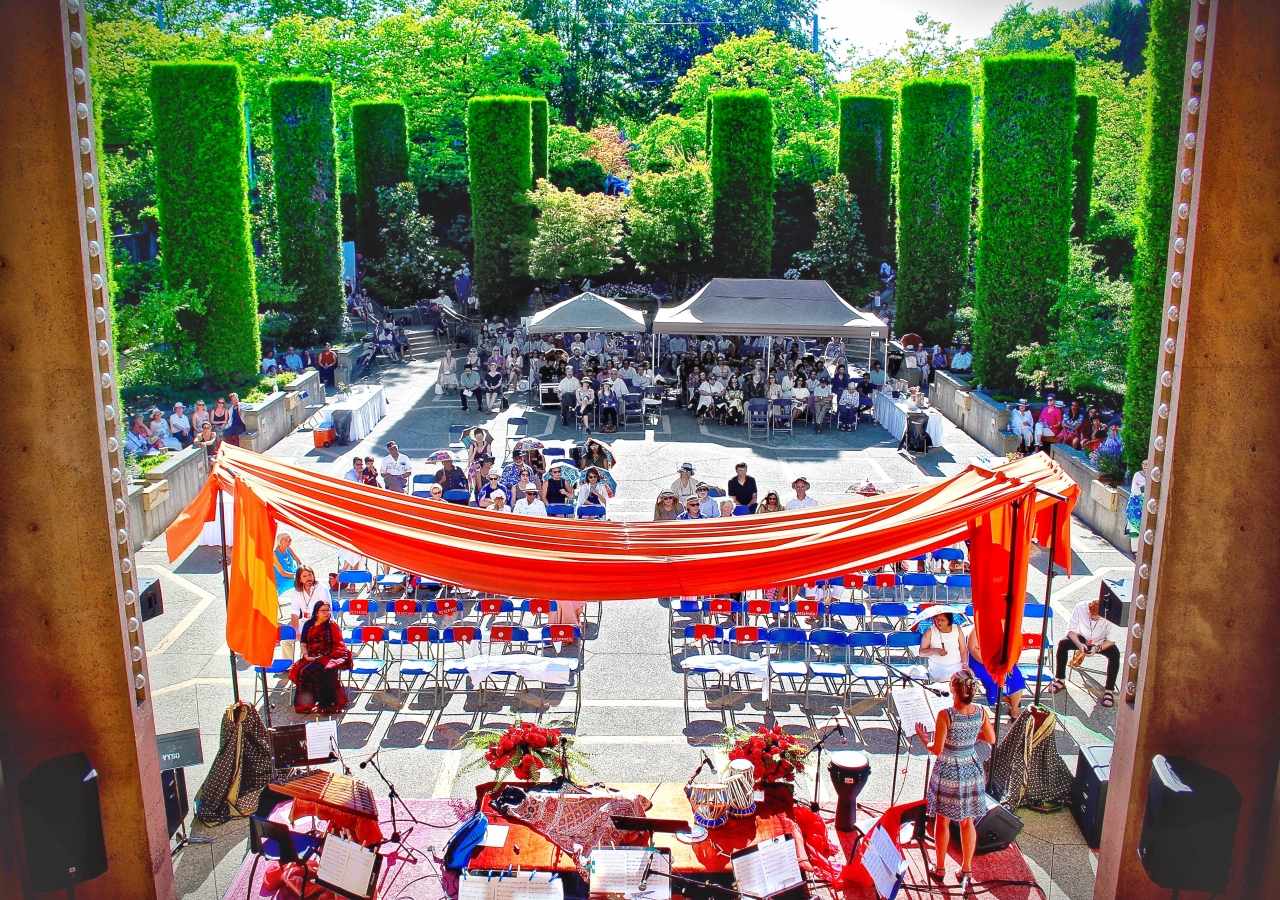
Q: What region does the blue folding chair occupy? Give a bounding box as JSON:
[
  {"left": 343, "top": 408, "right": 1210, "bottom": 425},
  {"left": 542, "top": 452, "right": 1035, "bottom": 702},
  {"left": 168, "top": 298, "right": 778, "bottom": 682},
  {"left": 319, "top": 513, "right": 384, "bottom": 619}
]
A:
[
  {"left": 1022, "top": 604, "right": 1055, "bottom": 642},
  {"left": 885, "top": 631, "right": 924, "bottom": 674},
  {"left": 733, "top": 505, "right": 751, "bottom": 516},
  {"left": 771, "top": 399, "right": 793, "bottom": 437},
  {"left": 546, "top": 503, "right": 576, "bottom": 518},
  {"left": 577, "top": 506, "right": 606, "bottom": 519},
  {"left": 668, "top": 599, "right": 704, "bottom": 654},
  {"left": 944, "top": 574, "right": 972, "bottom": 601},
  {"left": 870, "top": 602, "right": 909, "bottom": 631},
  {"left": 337, "top": 569, "right": 373, "bottom": 598},
  {"left": 747, "top": 398, "right": 770, "bottom": 439},
  {"left": 505, "top": 416, "right": 530, "bottom": 452},
  {"left": 347, "top": 626, "right": 389, "bottom": 692},
  {"left": 805, "top": 629, "right": 850, "bottom": 702},
  {"left": 828, "top": 601, "right": 867, "bottom": 631},
  {"left": 448, "top": 424, "right": 468, "bottom": 451},
  {"left": 443, "top": 489, "right": 471, "bottom": 505},
  {"left": 253, "top": 626, "right": 297, "bottom": 707},
  {"left": 847, "top": 632, "right": 890, "bottom": 697},
  {"left": 900, "top": 572, "right": 938, "bottom": 603},
  {"left": 543, "top": 447, "right": 567, "bottom": 458},
  {"left": 392, "top": 625, "right": 438, "bottom": 695},
  {"left": 766, "top": 627, "right": 809, "bottom": 696},
  {"left": 932, "top": 548, "right": 966, "bottom": 568}
]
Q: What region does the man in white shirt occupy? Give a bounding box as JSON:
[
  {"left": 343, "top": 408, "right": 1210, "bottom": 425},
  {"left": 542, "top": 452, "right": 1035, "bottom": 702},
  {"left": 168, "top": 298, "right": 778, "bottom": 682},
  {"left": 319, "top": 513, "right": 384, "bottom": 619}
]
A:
[
  {"left": 786, "top": 476, "right": 819, "bottom": 510},
  {"left": 168, "top": 402, "right": 192, "bottom": 446},
  {"left": 513, "top": 484, "right": 548, "bottom": 516},
  {"left": 695, "top": 484, "right": 720, "bottom": 517},
  {"left": 558, "top": 371, "right": 581, "bottom": 426},
  {"left": 1050, "top": 598, "right": 1122, "bottom": 705},
  {"left": 619, "top": 361, "right": 638, "bottom": 382},
  {"left": 344, "top": 456, "right": 365, "bottom": 483},
  {"left": 633, "top": 365, "right": 653, "bottom": 389},
  {"left": 950, "top": 345, "right": 972, "bottom": 372},
  {"left": 379, "top": 441, "right": 412, "bottom": 493}
]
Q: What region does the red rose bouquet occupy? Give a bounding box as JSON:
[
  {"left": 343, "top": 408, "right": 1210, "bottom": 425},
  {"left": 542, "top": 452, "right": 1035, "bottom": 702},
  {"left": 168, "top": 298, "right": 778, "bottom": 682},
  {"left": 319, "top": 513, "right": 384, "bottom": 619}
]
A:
[
  {"left": 727, "top": 726, "right": 807, "bottom": 783},
  {"left": 460, "top": 718, "right": 589, "bottom": 787}
]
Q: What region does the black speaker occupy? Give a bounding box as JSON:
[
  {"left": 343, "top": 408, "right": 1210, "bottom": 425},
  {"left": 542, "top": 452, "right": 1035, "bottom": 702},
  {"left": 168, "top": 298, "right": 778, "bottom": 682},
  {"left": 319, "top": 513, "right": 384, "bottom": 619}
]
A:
[
  {"left": 1071, "top": 744, "right": 1111, "bottom": 849},
  {"left": 1138, "top": 755, "right": 1241, "bottom": 892},
  {"left": 139, "top": 575, "right": 164, "bottom": 622},
  {"left": 17, "top": 752, "right": 109, "bottom": 892},
  {"left": 949, "top": 792, "right": 1024, "bottom": 854},
  {"left": 1098, "top": 577, "right": 1130, "bottom": 627},
  {"left": 161, "top": 769, "right": 189, "bottom": 838}
]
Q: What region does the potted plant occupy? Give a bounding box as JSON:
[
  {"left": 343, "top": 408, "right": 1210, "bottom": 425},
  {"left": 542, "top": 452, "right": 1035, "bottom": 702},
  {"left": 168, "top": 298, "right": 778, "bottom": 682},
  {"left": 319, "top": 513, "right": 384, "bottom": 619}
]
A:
[
  {"left": 458, "top": 718, "right": 589, "bottom": 790},
  {"left": 725, "top": 725, "right": 807, "bottom": 789}
]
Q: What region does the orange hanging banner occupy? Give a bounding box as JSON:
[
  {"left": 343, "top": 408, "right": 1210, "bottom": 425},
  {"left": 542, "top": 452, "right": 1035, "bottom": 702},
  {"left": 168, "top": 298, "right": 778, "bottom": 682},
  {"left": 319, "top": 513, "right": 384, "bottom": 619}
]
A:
[
  {"left": 224, "top": 477, "right": 281, "bottom": 667},
  {"left": 968, "top": 486, "right": 1037, "bottom": 688}
]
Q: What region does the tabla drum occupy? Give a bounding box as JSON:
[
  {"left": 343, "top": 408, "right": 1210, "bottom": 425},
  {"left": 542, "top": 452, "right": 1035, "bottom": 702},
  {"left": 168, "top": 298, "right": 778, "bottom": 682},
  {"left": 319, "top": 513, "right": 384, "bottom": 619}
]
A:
[
  {"left": 686, "top": 781, "right": 729, "bottom": 830},
  {"left": 828, "top": 750, "right": 871, "bottom": 832},
  {"left": 725, "top": 759, "right": 757, "bottom": 818}
]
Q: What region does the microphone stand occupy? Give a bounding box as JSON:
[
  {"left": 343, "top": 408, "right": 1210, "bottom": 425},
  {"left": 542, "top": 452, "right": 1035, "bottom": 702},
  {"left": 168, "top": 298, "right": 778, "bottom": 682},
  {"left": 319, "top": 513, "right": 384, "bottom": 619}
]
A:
[
  {"left": 360, "top": 750, "right": 423, "bottom": 860},
  {"left": 800, "top": 720, "right": 848, "bottom": 813}
]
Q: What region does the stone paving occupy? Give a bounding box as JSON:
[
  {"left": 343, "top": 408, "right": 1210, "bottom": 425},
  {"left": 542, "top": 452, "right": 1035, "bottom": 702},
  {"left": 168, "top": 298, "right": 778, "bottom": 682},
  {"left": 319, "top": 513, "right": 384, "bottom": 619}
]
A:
[{"left": 143, "top": 346, "right": 1131, "bottom": 900}]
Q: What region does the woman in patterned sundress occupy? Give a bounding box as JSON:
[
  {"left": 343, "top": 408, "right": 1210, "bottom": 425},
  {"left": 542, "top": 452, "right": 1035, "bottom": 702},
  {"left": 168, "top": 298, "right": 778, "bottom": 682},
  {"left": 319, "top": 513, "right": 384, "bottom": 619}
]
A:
[{"left": 915, "top": 669, "right": 996, "bottom": 884}]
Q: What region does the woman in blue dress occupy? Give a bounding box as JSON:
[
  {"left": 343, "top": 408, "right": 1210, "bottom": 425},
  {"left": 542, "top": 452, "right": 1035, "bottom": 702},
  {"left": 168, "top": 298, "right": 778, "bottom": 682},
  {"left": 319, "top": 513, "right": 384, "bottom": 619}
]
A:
[
  {"left": 273, "top": 532, "right": 301, "bottom": 597},
  {"left": 915, "top": 669, "right": 996, "bottom": 884}
]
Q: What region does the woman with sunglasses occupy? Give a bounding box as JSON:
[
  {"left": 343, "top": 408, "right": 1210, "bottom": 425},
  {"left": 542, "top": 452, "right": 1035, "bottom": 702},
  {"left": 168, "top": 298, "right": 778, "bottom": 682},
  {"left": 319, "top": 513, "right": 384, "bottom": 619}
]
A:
[{"left": 756, "top": 491, "right": 784, "bottom": 514}]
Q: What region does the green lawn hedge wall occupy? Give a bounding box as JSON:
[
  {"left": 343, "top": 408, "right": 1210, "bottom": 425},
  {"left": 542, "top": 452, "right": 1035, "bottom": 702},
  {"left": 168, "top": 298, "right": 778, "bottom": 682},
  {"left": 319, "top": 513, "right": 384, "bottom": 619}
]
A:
[
  {"left": 1123, "top": 0, "right": 1190, "bottom": 470},
  {"left": 531, "top": 97, "right": 549, "bottom": 183},
  {"left": 269, "top": 77, "right": 344, "bottom": 342},
  {"left": 1073, "top": 93, "right": 1098, "bottom": 238},
  {"left": 973, "top": 54, "right": 1076, "bottom": 388},
  {"left": 150, "top": 61, "right": 260, "bottom": 382},
  {"left": 468, "top": 96, "right": 533, "bottom": 315},
  {"left": 896, "top": 80, "right": 973, "bottom": 344},
  {"left": 839, "top": 95, "right": 895, "bottom": 258},
  {"left": 711, "top": 90, "right": 774, "bottom": 277},
  {"left": 352, "top": 101, "right": 408, "bottom": 260}
]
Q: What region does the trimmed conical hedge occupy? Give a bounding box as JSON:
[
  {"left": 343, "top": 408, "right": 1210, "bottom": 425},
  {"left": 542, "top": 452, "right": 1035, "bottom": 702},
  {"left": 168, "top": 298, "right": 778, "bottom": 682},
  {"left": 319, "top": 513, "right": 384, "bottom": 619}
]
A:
[
  {"left": 896, "top": 80, "right": 973, "bottom": 344},
  {"left": 839, "top": 95, "right": 895, "bottom": 258},
  {"left": 352, "top": 101, "right": 408, "bottom": 260},
  {"left": 973, "top": 54, "right": 1076, "bottom": 388},
  {"left": 468, "top": 96, "right": 533, "bottom": 316},
  {"left": 269, "top": 77, "right": 344, "bottom": 342},
  {"left": 711, "top": 90, "right": 774, "bottom": 277},
  {"left": 531, "top": 97, "right": 549, "bottom": 183},
  {"left": 150, "top": 61, "right": 260, "bottom": 382},
  {"left": 1072, "top": 93, "right": 1098, "bottom": 238}
]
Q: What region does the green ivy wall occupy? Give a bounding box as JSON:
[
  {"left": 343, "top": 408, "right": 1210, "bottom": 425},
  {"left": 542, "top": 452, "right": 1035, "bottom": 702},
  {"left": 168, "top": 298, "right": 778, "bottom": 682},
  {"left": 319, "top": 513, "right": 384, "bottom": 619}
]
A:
[
  {"left": 711, "top": 90, "right": 774, "bottom": 278},
  {"left": 468, "top": 96, "right": 533, "bottom": 315}
]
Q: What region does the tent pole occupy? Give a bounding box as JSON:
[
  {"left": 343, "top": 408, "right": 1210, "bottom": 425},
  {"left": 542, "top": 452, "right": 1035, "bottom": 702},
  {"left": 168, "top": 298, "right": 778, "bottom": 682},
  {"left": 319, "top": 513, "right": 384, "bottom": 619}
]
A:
[
  {"left": 1033, "top": 501, "right": 1061, "bottom": 706},
  {"left": 218, "top": 489, "right": 241, "bottom": 704}
]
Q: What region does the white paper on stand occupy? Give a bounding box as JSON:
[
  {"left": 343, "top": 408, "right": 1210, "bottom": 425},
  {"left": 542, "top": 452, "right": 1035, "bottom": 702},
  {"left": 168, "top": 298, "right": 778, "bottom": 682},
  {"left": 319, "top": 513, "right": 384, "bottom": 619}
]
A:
[
  {"left": 588, "top": 848, "right": 671, "bottom": 900},
  {"left": 890, "top": 685, "right": 952, "bottom": 739},
  {"left": 861, "top": 825, "right": 907, "bottom": 899},
  {"left": 460, "top": 870, "right": 564, "bottom": 900},
  {"left": 730, "top": 834, "right": 803, "bottom": 898},
  {"left": 305, "top": 720, "right": 339, "bottom": 761},
  {"left": 315, "top": 834, "right": 377, "bottom": 898}
]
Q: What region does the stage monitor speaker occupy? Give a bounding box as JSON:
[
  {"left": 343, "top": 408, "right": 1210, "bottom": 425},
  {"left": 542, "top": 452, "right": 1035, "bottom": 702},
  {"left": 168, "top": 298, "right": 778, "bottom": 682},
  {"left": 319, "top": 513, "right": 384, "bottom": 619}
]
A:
[
  {"left": 161, "top": 769, "right": 189, "bottom": 838},
  {"left": 1138, "top": 755, "right": 1241, "bottom": 893},
  {"left": 1098, "top": 577, "right": 1130, "bottom": 627},
  {"left": 1071, "top": 744, "right": 1111, "bottom": 849},
  {"left": 949, "top": 792, "right": 1023, "bottom": 854},
  {"left": 17, "top": 752, "right": 109, "bottom": 892},
  {"left": 139, "top": 574, "right": 164, "bottom": 622}
]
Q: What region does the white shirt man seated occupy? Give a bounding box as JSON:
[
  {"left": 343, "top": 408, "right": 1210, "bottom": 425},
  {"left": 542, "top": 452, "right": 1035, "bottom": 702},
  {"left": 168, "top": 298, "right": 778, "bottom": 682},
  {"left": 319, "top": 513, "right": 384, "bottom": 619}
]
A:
[
  {"left": 513, "top": 485, "right": 548, "bottom": 516},
  {"left": 950, "top": 347, "right": 973, "bottom": 372}
]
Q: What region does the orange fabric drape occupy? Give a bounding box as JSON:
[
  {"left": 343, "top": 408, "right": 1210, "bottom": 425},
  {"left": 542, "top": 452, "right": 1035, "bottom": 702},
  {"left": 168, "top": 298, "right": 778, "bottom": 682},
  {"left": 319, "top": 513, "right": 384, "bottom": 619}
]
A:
[
  {"left": 166, "top": 446, "right": 1078, "bottom": 668},
  {"left": 164, "top": 473, "right": 219, "bottom": 563},
  {"left": 225, "top": 478, "right": 282, "bottom": 667},
  {"left": 967, "top": 487, "right": 1037, "bottom": 688}
]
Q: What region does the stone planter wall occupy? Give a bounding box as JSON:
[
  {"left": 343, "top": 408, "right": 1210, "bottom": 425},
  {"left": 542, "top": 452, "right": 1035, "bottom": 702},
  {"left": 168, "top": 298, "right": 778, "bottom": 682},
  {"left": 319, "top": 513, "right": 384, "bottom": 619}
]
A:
[
  {"left": 283, "top": 369, "right": 324, "bottom": 428},
  {"left": 931, "top": 372, "right": 1023, "bottom": 457},
  {"left": 334, "top": 343, "right": 365, "bottom": 387},
  {"left": 1051, "top": 444, "right": 1132, "bottom": 553},
  {"left": 126, "top": 446, "right": 209, "bottom": 552},
  {"left": 240, "top": 390, "right": 290, "bottom": 453}
]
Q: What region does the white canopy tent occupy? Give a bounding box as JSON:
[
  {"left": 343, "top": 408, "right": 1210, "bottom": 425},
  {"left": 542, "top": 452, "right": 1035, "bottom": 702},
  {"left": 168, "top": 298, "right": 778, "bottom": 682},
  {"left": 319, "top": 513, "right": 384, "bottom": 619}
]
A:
[
  {"left": 652, "top": 278, "right": 885, "bottom": 339},
  {"left": 525, "top": 291, "right": 646, "bottom": 335}
]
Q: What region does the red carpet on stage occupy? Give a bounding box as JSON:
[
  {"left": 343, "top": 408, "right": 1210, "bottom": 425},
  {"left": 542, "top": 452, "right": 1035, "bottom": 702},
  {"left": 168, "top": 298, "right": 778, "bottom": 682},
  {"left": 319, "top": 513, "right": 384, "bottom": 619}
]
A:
[{"left": 223, "top": 797, "right": 473, "bottom": 900}]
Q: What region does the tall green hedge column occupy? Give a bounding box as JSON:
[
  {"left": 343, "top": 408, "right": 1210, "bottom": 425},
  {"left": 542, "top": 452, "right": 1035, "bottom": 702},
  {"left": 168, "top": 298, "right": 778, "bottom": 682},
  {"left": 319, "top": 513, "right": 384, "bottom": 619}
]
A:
[
  {"left": 896, "top": 80, "right": 973, "bottom": 344},
  {"left": 711, "top": 90, "right": 774, "bottom": 278},
  {"left": 352, "top": 101, "right": 408, "bottom": 260},
  {"left": 468, "top": 96, "right": 533, "bottom": 315},
  {"left": 973, "top": 54, "right": 1076, "bottom": 388},
  {"left": 1122, "top": 0, "right": 1191, "bottom": 471},
  {"left": 269, "top": 77, "right": 344, "bottom": 342},
  {"left": 1072, "top": 93, "right": 1099, "bottom": 238},
  {"left": 150, "top": 62, "right": 259, "bottom": 382},
  {"left": 531, "top": 97, "right": 549, "bottom": 183},
  {"left": 839, "top": 95, "right": 895, "bottom": 258}
]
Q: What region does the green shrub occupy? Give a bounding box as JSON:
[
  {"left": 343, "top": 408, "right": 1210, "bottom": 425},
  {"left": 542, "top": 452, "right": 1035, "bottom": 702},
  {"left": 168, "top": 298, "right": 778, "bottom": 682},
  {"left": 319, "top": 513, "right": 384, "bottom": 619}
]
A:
[
  {"left": 269, "top": 77, "right": 344, "bottom": 342},
  {"left": 896, "top": 80, "right": 973, "bottom": 344},
  {"left": 710, "top": 90, "right": 773, "bottom": 277},
  {"left": 468, "top": 96, "right": 534, "bottom": 316},
  {"left": 550, "top": 157, "right": 607, "bottom": 195},
  {"left": 1123, "top": 0, "right": 1190, "bottom": 470},
  {"left": 791, "top": 173, "right": 869, "bottom": 299},
  {"left": 1073, "top": 94, "right": 1098, "bottom": 238},
  {"left": 150, "top": 62, "right": 260, "bottom": 383},
  {"left": 838, "top": 95, "right": 895, "bottom": 258},
  {"left": 351, "top": 101, "right": 408, "bottom": 259},
  {"left": 972, "top": 54, "right": 1077, "bottom": 388},
  {"left": 531, "top": 97, "right": 549, "bottom": 183}
]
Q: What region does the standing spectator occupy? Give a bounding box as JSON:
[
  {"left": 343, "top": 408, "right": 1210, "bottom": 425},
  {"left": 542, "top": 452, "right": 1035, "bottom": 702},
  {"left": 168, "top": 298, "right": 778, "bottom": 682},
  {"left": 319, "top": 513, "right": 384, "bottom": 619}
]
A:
[
  {"left": 459, "top": 363, "right": 481, "bottom": 411},
  {"left": 279, "top": 566, "right": 327, "bottom": 659},
  {"left": 1049, "top": 599, "right": 1122, "bottom": 707},
  {"left": 361, "top": 456, "right": 380, "bottom": 488},
  {"left": 380, "top": 441, "right": 412, "bottom": 493},
  {"left": 558, "top": 369, "right": 581, "bottom": 427},
  {"left": 786, "top": 476, "right": 818, "bottom": 510},
  {"left": 726, "top": 463, "right": 758, "bottom": 512},
  {"left": 513, "top": 484, "right": 548, "bottom": 516},
  {"left": 433, "top": 457, "right": 468, "bottom": 493},
  {"left": 168, "top": 402, "right": 193, "bottom": 447},
  {"left": 344, "top": 456, "right": 365, "bottom": 483}
]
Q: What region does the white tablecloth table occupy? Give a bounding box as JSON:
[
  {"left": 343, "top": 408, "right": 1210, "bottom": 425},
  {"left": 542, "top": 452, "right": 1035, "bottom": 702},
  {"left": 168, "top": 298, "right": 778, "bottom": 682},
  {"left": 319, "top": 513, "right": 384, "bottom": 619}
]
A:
[
  {"left": 321, "top": 385, "right": 386, "bottom": 443},
  {"left": 873, "top": 392, "right": 946, "bottom": 447},
  {"left": 452, "top": 653, "right": 578, "bottom": 688}
]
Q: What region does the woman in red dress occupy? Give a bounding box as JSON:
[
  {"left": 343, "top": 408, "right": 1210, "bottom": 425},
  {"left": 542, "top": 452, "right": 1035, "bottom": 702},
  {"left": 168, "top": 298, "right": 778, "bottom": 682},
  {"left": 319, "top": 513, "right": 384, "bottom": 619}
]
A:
[{"left": 288, "top": 600, "right": 351, "bottom": 714}]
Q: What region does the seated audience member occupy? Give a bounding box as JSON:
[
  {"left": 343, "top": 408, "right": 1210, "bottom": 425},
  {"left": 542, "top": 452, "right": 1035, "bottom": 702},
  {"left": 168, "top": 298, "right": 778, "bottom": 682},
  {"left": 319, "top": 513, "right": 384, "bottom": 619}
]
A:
[
  {"left": 427, "top": 484, "right": 444, "bottom": 501},
  {"left": 576, "top": 467, "right": 610, "bottom": 516},
  {"left": 209, "top": 397, "right": 231, "bottom": 437},
  {"left": 838, "top": 385, "right": 858, "bottom": 432},
  {"left": 719, "top": 499, "right": 735, "bottom": 517},
  {"left": 513, "top": 484, "right": 548, "bottom": 516},
  {"left": 598, "top": 381, "right": 621, "bottom": 433},
  {"left": 344, "top": 456, "right": 364, "bottom": 483},
  {"left": 489, "top": 490, "right": 509, "bottom": 512},
  {"left": 477, "top": 471, "right": 505, "bottom": 508},
  {"left": 470, "top": 455, "right": 496, "bottom": 495},
  {"left": 288, "top": 600, "right": 351, "bottom": 714},
  {"left": 128, "top": 415, "right": 162, "bottom": 455},
  {"left": 193, "top": 421, "right": 219, "bottom": 459},
  {"left": 676, "top": 496, "right": 706, "bottom": 520},
  {"left": 1010, "top": 400, "right": 1035, "bottom": 453},
  {"left": 317, "top": 343, "right": 338, "bottom": 386},
  {"left": 190, "top": 399, "right": 210, "bottom": 432},
  {"left": 1060, "top": 401, "right": 1086, "bottom": 449},
  {"left": 284, "top": 347, "right": 304, "bottom": 372},
  {"left": 542, "top": 465, "right": 575, "bottom": 506},
  {"left": 168, "top": 403, "right": 193, "bottom": 447},
  {"left": 786, "top": 476, "right": 818, "bottom": 510},
  {"left": 581, "top": 439, "right": 612, "bottom": 471},
  {"left": 868, "top": 361, "right": 886, "bottom": 387},
  {"left": 337, "top": 547, "right": 364, "bottom": 572},
  {"left": 756, "top": 491, "right": 784, "bottom": 514},
  {"left": 575, "top": 380, "right": 596, "bottom": 434},
  {"left": 812, "top": 377, "right": 833, "bottom": 430},
  {"left": 261, "top": 350, "right": 280, "bottom": 375},
  {"left": 1035, "top": 395, "right": 1063, "bottom": 449},
  {"left": 482, "top": 363, "right": 505, "bottom": 413},
  {"left": 726, "top": 463, "right": 758, "bottom": 512},
  {"left": 362, "top": 456, "right": 381, "bottom": 488},
  {"left": 653, "top": 490, "right": 680, "bottom": 520},
  {"left": 931, "top": 345, "right": 948, "bottom": 376},
  {"left": 1049, "top": 598, "right": 1122, "bottom": 708},
  {"left": 966, "top": 626, "right": 1025, "bottom": 718},
  {"left": 279, "top": 566, "right": 328, "bottom": 657},
  {"left": 433, "top": 457, "right": 468, "bottom": 493},
  {"left": 919, "top": 611, "right": 969, "bottom": 682},
  {"left": 149, "top": 409, "right": 183, "bottom": 450},
  {"left": 695, "top": 484, "right": 720, "bottom": 517},
  {"left": 949, "top": 345, "right": 973, "bottom": 373}
]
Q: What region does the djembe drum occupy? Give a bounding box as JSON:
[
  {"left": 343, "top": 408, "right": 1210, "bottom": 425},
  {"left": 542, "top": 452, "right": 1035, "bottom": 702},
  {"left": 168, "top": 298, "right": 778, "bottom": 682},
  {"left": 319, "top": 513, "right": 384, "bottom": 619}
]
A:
[{"left": 828, "top": 750, "right": 871, "bottom": 832}]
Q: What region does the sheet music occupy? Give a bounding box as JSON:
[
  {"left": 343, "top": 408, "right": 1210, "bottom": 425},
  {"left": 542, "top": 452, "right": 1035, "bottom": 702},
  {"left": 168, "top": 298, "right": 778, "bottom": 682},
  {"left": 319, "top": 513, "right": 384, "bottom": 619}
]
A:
[
  {"left": 316, "top": 834, "right": 376, "bottom": 897},
  {"left": 731, "top": 835, "right": 803, "bottom": 898},
  {"left": 305, "top": 720, "right": 339, "bottom": 761},
  {"left": 588, "top": 848, "right": 671, "bottom": 900},
  {"left": 861, "top": 826, "right": 907, "bottom": 900},
  {"left": 891, "top": 686, "right": 952, "bottom": 739},
  {"left": 460, "top": 870, "right": 564, "bottom": 900}
]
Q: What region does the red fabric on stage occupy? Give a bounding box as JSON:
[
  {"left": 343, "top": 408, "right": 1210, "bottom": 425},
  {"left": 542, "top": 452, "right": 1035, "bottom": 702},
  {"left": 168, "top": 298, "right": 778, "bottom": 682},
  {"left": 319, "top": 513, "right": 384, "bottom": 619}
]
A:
[
  {"left": 226, "top": 477, "right": 282, "bottom": 667},
  {"left": 166, "top": 447, "right": 1077, "bottom": 668},
  {"left": 968, "top": 488, "right": 1037, "bottom": 688}
]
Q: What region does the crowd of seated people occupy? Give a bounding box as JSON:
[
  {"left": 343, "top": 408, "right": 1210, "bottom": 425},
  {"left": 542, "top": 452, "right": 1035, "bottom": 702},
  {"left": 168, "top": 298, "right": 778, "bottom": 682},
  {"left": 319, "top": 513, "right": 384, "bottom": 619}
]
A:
[
  {"left": 1006, "top": 395, "right": 1123, "bottom": 457},
  {"left": 125, "top": 394, "right": 246, "bottom": 459},
  {"left": 653, "top": 462, "right": 820, "bottom": 520}
]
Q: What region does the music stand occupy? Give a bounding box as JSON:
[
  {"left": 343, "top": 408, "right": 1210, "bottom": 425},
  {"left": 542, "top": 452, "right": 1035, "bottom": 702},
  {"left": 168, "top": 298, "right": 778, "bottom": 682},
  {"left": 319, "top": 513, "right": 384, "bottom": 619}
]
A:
[
  {"left": 313, "top": 835, "right": 384, "bottom": 900},
  {"left": 270, "top": 723, "right": 339, "bottom": 771}
]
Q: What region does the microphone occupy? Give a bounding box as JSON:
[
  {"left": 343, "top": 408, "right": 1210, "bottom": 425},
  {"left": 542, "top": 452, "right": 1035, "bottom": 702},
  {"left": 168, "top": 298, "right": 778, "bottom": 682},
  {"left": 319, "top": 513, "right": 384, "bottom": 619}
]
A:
[
  {"left": 359, "top": 749, "right": 379, "bottom": 770},
  {"left": 836, "top": 720, "right": 847, "bottom": 744}
]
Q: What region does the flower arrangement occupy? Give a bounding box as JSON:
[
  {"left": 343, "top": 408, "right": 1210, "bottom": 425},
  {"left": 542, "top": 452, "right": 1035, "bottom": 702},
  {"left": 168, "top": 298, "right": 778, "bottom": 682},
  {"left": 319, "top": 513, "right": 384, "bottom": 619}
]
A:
[
  {"left": 726, "top": 726, "right": 807, "bottom": 784},
  {"left": 458, "top": 718, "right": 590, "bottom": 787}
]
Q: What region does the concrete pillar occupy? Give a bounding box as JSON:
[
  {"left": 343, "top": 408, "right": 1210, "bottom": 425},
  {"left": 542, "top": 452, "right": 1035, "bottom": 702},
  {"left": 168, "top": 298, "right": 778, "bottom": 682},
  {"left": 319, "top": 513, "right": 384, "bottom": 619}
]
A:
[
  {"left": 0, "top": 1, "right": 175, "bottom": 898},
  {"left": 1094, "top": 2, "right": 1280, "bottom": 899}
]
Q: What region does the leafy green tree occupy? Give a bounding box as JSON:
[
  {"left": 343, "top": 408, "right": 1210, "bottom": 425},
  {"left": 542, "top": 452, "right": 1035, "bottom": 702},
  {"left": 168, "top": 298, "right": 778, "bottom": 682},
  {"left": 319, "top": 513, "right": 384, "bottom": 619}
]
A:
[
  {"left": 837, "top": 95, "right": 894, "bottom": 259},
  {"left": 362, "top": 184, "right": 451, "bottom": 308},
  {"left": 710, "top": 89, "right": 773, "bottom": 277},
  {"left": 1122, "top": 0, "right": 1188, "bottom": 471},
  {"left": 631, "top": 114, "right": 706, "bottom": 173},
  {"left": 468, "top": 96, "right": 534, "bottom": 315},
  {"left": 115, "top": 283, "right": 207, "bottom": 390},
  {"left": 352, "top": 101, "right": 409, "bottom": 260},
  {"left": 550, "top": 157, "right": 608, "bottom": 195},
  {"left": 150, "top": 61, "right": 260, "bottom": 383},
  {"left": 522, "top": 180, "right": 625, "bottom": 283},
  {"left": 791, "top": 174, "right": 869, "bottom": 300},
  {"left": 772, "top": 131, "right": 834, "bottom": 274},
  {"left": 845, "top": 15, "right": 979, "bottom": 97},
  {"left": 625, "top": 161, "right": 713, "bottom": 299},
  {"left": 1012, "top": 241, "right": 1131, "bottom": 396}
]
